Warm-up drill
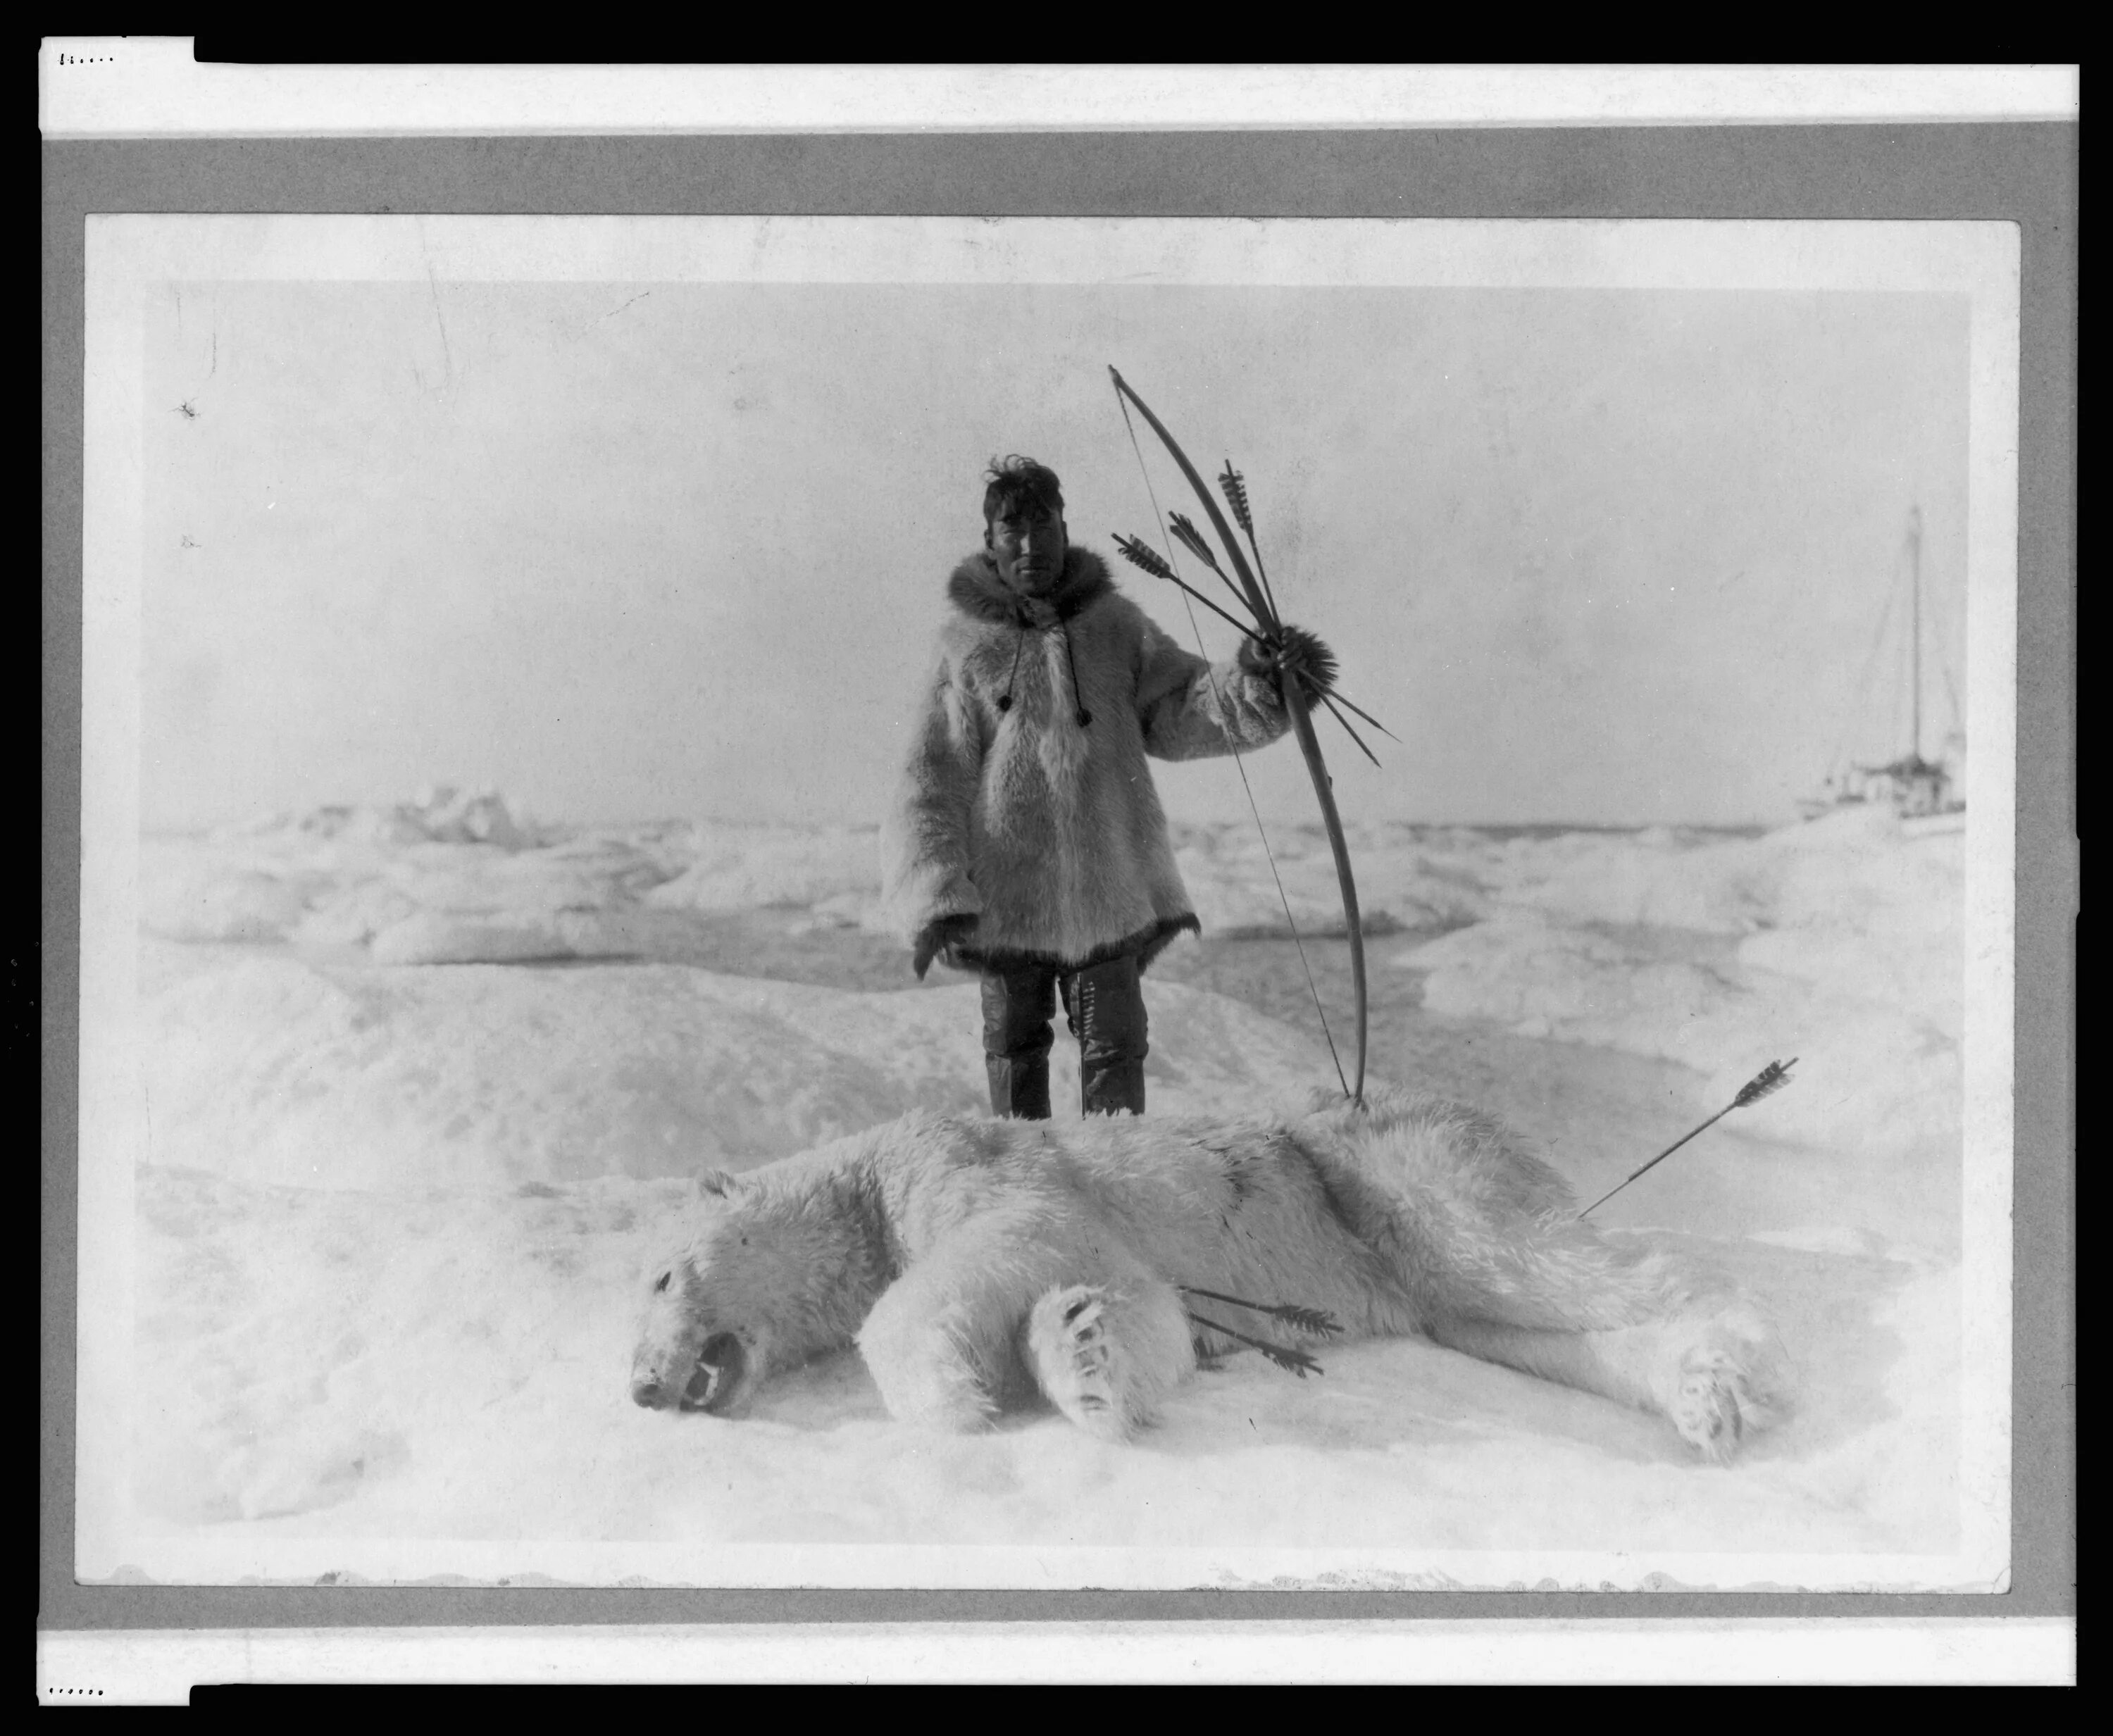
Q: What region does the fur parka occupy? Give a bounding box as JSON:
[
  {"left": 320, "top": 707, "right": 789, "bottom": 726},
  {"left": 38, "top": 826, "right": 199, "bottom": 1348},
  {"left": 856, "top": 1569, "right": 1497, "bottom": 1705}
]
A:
[{"left": 880, "top": 544, "right": 1292, "bottom": 973}]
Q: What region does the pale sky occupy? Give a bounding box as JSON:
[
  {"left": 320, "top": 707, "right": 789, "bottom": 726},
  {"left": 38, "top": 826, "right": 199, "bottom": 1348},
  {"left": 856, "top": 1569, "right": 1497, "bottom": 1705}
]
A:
[{"left": 140, "top": 275, "right": 1969, "bottom": 831}]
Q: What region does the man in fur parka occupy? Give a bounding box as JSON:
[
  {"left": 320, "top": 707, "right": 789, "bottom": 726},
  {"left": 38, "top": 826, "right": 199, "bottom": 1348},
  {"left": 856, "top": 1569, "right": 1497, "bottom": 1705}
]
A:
[{"left": 882, "top": 455, "right": 1334, "bottom": 1120}]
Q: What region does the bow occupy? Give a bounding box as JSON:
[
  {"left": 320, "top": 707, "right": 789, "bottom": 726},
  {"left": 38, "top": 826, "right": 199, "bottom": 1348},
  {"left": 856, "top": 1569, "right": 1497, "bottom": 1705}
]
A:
[{"left": 1109, "top": 366, "right": 1384, "bottom": 1107}]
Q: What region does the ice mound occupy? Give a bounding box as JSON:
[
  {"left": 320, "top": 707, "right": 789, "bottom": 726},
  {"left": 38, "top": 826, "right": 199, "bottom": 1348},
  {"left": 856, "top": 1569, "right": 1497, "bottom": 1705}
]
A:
[
  {"left": 645, "top": 824, "right": 883, "bottom": 917},
  {"left": 143, "top": 800, "right": 899, "bottom": 963},
  {"left": 138, "top": 852, "right": 325, "bottom": 944},
  {"left": 136, "top": 794, "right": 1966, "bottom": 1168},
  {"left": 132, "top": 1168, "right": 688, "bottom": 1527},
  {"left": 1175, "top": 823, "right": 1492, "bottom": 938},
  {"left": 220, "top": 784, "right": 543, "bottom": 852},
  {"left": 137, "top": 954, "right": 1338, "bottom": 1193},
  {"left": 1514, "top": 805, "right": 1935, "bottom": 934},
  {"left": 1397, "top": 808, "right": 1963, "bottom": 1159},
  {"left": 1405, "top": 913, "right": 1734, "bottom": 1040},
  {"left": 291, "top": 879, "right": 424, "bottom": 948},
  {"left": 368, "top": 912, "right": 575, "bottom": 966},
  {"left": 143, "top": 791, "right": 693, "bottom": 958}
]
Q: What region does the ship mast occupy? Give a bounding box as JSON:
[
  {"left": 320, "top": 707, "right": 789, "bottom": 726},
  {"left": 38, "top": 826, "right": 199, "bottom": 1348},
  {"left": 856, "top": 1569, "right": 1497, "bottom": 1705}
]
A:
[{"left": 1907, "top": 504, "right": 1923, "bottom": 764}]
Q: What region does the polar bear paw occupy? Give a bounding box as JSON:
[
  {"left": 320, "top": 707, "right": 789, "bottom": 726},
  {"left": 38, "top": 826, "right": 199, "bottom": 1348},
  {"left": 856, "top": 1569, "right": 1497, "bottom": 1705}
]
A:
[
  {"left": 1665, "top": 1325, "right": 1783, "bottom": 1463},
  {"left": 1026, "top": 1285, "right": 1133, "bottom": 1441}
]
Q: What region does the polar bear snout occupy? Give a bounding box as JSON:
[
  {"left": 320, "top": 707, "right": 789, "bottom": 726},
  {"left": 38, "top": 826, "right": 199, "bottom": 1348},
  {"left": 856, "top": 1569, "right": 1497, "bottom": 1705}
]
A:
[
  {"left": 628, "top": 1340, "right": 689, "bottom": 1410},
  {"left": 630, "top": 1325, "right": 756, "bottom": 1416}
]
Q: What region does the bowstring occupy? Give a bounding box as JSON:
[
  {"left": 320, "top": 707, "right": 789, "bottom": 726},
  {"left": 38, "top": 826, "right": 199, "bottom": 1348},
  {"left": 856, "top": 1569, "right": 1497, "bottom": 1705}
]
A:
[{"left": 1115, "top": 389, "right": 1350, "bottom": 1100}]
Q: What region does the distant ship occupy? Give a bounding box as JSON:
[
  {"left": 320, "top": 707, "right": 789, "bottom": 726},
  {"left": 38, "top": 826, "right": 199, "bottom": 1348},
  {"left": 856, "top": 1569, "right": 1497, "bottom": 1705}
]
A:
[{"left": 1800, "top": 506, "right": 1966, "bottom": 835}]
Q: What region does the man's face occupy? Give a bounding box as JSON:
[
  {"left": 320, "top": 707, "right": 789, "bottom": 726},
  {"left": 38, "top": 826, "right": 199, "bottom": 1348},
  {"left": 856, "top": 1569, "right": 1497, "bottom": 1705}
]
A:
[{"left": 986, "top": 498, "right": 1068, "bottom": 597}]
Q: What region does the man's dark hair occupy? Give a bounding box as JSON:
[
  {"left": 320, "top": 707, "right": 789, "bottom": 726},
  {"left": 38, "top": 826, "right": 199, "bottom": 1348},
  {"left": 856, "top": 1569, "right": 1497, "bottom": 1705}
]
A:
[{"left": 982, "top": 455, "right": 1064, "bottom": 526}]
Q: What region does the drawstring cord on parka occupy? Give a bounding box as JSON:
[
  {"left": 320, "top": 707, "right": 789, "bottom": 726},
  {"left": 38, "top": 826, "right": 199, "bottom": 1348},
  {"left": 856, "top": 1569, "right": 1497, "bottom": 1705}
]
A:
[{"left": 997, "top": 616, "right": 1092, "bottom": 728}]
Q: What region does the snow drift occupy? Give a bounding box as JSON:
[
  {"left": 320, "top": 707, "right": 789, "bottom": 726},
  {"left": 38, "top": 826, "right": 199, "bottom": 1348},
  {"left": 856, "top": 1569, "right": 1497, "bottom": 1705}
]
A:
[
  {"left": 137, "top": 949, "right": 1331, "bottom": 1193},
  {"left": 102, "top": 789, "right": 1976, "bottom": 1582},
  {"left": 1395, "top": 806, "right": 1962, "bottom": 1159}
]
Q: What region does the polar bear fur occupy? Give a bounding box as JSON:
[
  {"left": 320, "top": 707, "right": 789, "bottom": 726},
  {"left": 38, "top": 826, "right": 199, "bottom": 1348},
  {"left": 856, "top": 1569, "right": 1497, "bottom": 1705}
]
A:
[{"left": 629, "top": 1085, "right": 1786, "bottom": 1459}]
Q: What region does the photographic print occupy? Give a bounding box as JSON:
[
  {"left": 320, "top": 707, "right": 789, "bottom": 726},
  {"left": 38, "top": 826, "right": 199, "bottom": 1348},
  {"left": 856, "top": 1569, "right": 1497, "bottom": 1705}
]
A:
[{"left": 75, "top": 213, "right": 2016, "bottom": 1592}]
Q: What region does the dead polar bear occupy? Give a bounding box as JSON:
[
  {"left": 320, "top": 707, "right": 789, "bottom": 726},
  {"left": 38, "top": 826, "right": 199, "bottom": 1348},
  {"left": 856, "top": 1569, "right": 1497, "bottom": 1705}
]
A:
[{"left": 630, "top": 1085, "right": 1785, "bottom": 1459}]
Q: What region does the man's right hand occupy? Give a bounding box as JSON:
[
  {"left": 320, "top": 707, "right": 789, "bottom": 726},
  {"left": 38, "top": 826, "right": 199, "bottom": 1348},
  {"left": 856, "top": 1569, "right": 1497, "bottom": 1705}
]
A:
[{"left": 912, "top": 913, "right": 979, "bottom": 980}]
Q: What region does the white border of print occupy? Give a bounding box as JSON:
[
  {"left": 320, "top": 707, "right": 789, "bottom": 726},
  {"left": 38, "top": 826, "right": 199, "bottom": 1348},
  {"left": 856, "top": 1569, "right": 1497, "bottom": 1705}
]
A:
[
  {"left": 38, "top": 49, "right": 2081, "bottom": 137},
  {"left": 37, "top": 1620, "right": 2080, "bottom": 1699},
  {"left": 77, "top": 214, "right": 2019, "bottom": 1593}
]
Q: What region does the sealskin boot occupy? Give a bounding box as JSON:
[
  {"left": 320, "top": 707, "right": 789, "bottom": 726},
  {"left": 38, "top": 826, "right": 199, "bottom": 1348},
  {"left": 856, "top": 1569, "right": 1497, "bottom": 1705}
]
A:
[
  {"left": 1063, "top": 953, "right": 1149, "bottom": 1117},
  {"left": 1080, "top": 1056, "right": 1147, "bottom": 1118},
  {"left": 981, "top": 960, "right": 1058, "bottom": 1120},
  {"left": 985, "top": 1055, "right": 1053, "bottom": 1120}
]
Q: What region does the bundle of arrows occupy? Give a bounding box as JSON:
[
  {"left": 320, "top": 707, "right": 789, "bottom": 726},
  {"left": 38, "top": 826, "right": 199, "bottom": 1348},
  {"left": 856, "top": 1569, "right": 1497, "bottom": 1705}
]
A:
[
  {"left": 1179, "top": 1285, "right": 1344, "bottom": 1380},
  {"left": 1111, "top": 509, "right": 1392, "bottom": 770}
]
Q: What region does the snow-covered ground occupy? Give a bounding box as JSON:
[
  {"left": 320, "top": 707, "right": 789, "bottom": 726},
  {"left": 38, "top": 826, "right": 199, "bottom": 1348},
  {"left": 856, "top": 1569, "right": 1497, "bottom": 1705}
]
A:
[{"left": 89, "top": 790, "right": 1988, "bottom": 1588}]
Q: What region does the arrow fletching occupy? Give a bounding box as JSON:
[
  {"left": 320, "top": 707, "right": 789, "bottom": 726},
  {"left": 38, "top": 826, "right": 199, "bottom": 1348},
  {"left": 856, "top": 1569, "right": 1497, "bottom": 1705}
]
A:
[
  {"left": 1734, "top": 1057, "right": 1798, "bottom": 1108},
  {"left": 1266, "top": 1303, "right": 1345, "bottom": 1340},
  {"left": 1259, "top": 1342, "right": 1324, "bottom": 1378},
  {"left": 1578, "top": 1057, "right": 1801, "bottom": 1218},
  {"left": 1115, "top": 535, "right": 1269, "bottom": 644},
  {"left": 1167, "top": 511, "right": 1228, "bottom": 575},
  {"left": 1112, "top": 532, "right": 1175, "bottom": 580},
  {"left": 1219, "top": 463, "right": 1254, "bottom": 537},
  {"left": 1178, "top": 1285, "right": 1342, "bottom": 1340}
]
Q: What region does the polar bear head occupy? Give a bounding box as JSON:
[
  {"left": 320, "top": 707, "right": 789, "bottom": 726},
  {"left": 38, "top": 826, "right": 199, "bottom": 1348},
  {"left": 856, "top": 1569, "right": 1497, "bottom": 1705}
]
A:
[
  {"left": 628, "top": 1168, "right": 784, "bottom": 1416},
  {"left": 630, "top": 1155, "right": 887, "bottom": 1417}
]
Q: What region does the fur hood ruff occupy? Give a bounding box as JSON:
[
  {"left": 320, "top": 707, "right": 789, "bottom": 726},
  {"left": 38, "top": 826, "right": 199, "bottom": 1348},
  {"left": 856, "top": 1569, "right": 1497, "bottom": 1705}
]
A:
[{"left": 944, "top": 548, "right": 1116, "bottom": 628}]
